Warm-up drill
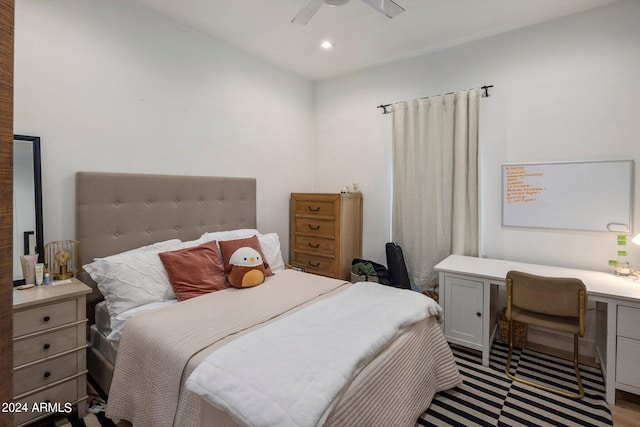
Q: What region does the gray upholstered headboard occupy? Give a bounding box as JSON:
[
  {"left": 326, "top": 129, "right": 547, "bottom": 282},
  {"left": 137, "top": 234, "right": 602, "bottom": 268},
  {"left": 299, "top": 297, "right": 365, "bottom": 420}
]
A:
[{"left": 75, "top": 171, "right": 256, "bottom": 323}]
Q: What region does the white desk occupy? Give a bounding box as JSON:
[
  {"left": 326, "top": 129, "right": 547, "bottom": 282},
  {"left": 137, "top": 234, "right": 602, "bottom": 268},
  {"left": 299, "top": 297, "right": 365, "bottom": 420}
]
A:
[{"left": 435, "top": 254, "right": 640, "bottom": 404}]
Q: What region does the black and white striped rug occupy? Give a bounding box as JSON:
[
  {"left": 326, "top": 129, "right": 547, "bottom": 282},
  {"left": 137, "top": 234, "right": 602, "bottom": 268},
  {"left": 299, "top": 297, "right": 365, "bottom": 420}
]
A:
[{"left": 418, "top": 342, "right": 612, "bottom": 427}]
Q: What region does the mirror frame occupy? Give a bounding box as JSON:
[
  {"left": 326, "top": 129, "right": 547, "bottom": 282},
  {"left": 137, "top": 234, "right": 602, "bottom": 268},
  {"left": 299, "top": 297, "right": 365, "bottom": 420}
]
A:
[{"left": 13, "top": 134, "right": 44, "bottom": 285}]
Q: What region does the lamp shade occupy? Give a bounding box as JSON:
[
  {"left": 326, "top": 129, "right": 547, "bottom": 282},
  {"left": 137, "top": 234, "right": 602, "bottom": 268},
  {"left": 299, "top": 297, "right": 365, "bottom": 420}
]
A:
[
  {"left": 633, "top": 233, "right": 640, "bottom": 246},
  {"left": 44, "top": 240, "right": 81, "bottom": 280}
]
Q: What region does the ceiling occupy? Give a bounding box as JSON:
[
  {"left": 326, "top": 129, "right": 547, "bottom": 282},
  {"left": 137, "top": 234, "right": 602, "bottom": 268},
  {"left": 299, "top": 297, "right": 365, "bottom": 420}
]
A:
[{"left": 129, "top": 0, "right": 617, "bottom": 81}]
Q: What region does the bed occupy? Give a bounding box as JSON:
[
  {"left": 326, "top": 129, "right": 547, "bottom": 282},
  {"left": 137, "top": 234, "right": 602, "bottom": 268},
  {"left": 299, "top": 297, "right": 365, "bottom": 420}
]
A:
[{"left": 75, "top": 171, "right": 461, "bottom": 427}]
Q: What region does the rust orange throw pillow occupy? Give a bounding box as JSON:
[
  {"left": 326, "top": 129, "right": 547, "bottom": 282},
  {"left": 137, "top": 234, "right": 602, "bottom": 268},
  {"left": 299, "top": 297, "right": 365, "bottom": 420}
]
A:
[
  {"left": 218, "top": 235, "right": 273, "bottom": 277},
  {"left": 159, "top": 240, "right": 228, "bottom": 301}
]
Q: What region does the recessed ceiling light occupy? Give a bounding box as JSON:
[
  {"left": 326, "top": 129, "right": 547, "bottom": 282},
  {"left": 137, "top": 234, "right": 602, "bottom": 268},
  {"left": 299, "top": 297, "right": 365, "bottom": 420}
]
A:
[{"left": 321, "top": 40, "right": 333, "bottom": 49}]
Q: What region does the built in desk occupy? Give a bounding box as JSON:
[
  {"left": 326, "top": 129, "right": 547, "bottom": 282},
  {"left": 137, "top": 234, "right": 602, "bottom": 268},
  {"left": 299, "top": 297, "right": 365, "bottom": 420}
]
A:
[{"left": 435, "top": 254, "right": 640, "bottom": 404}]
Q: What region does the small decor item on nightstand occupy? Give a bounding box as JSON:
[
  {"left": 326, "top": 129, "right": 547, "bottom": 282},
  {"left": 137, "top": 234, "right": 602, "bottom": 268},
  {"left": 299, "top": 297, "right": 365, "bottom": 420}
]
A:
[
  {"left": 44, "top": 239, "right": 81, "bottom": 280},
  {"left": 19, "top": 253, "right": 38, "bottom": 285}
]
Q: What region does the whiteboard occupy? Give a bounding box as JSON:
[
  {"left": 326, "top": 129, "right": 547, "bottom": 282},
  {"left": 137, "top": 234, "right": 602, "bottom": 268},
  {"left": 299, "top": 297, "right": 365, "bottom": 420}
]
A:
[{"left": 501, "top": 160, "right": 634, "bottom": 232}]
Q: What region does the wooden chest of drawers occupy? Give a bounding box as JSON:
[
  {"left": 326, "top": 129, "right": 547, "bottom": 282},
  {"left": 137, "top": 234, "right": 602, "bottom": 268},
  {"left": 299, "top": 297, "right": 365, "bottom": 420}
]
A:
[
  {"left": 290, "top": 193, "right": 362, "bottom": 280},
  {"left": 12, "top": 279, "right": 91, "bottom": 426}
]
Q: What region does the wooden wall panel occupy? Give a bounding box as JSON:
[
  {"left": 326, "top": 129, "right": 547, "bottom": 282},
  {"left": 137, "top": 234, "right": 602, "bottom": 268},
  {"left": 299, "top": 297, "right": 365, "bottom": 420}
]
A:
[{"left": 0, "top": 0, "right": 14, "bottom": 424}]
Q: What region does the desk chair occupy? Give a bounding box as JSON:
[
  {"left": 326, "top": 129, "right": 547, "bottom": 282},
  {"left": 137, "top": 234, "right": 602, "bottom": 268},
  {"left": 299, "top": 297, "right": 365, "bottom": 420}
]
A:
[{"left": 505, "top": 270, "right": 587, "bottom": 399}]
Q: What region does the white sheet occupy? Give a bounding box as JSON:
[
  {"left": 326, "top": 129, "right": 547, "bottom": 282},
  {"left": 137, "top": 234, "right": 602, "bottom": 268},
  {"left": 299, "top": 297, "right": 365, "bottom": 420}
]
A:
[
  {"left": 106, "top": 299, "right": 178, "bottom": 351},
  {"left": 94, "top": 301, "right": 112, "bottom": 336},
  {"left": 186, "top": 282, "right": 442, "bottom": 427}
]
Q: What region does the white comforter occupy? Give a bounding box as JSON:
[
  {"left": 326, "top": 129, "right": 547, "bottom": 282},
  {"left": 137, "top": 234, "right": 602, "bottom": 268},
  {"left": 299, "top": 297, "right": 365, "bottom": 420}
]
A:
[{"left": 186, "top": 282, "right": 442, "bottom": 427}]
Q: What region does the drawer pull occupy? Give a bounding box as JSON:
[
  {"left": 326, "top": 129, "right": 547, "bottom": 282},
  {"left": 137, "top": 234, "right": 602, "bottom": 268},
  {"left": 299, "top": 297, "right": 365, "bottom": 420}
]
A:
[
  {"left": 43, "top": 316, "right": 50, "bottom": 322},
  {"left": 44, "top": 371, "right": 51, "bottom": 378},
  {"left": 307, "top": 206, "right": 320, "bottom": 212},
  {"left": 476, "top": 312, "right": 482, "bottom": 317},
  {"left": 308, "top": 224, "right": 320, "bottom": 230},
  {"left": 308, "top": 261, "right": 320, "bottom": 267},
  {"left": 307, "top": 242, "right": 320, "bottom": 248},
  {"left": 43, "top": 343, "right": 50, "bottom": 350}
]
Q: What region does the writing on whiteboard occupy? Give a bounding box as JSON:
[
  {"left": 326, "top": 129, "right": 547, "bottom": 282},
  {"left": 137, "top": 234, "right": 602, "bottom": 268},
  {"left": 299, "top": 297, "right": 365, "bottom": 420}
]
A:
[
  {"left": 504, "top": 165, "right": 546, "bottom": 204},
  {"left": 501, "top": 160, "right": 633, "bottom": 232}
]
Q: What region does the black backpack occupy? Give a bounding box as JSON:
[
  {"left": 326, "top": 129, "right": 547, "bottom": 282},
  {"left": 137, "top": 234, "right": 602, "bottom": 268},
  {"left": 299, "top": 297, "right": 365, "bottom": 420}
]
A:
[{"left": 385, "top": 242, "right": 411, "bottom": 290}]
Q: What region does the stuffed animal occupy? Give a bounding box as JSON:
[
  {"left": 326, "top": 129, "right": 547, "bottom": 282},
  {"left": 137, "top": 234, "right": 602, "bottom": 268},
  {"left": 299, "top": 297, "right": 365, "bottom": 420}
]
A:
[{"left": 224, "top": 247, "right": 270, "bottom": 288}]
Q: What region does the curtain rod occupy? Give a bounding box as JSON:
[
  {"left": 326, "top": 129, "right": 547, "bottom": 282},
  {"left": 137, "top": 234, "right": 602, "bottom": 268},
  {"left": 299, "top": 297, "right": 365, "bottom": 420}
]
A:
[{"left": 377, "top": 84, "right": 493, "bottom": 115}]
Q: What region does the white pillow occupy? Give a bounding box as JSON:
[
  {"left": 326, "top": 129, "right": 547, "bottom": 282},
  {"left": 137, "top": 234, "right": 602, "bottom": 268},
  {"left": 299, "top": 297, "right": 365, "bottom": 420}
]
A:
[
  {"left": 258, "top": 233, "right": 285, "bottom": 274},
  {"left": 194, "top": 228, "right": 262, "bottom": 245},
  {"left": 83, "top": 239, "right": 184, "bottom": 322},
  {"left": 183, "top": 229, "right": 284, "bottom": 273},
  {"left": 194, "top": 229, "right": 284, "bottom": 273}
]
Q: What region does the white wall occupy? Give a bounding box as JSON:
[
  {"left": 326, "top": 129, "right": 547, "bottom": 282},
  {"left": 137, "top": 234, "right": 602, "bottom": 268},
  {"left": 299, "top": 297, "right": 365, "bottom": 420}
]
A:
[
  {"left": 14, "top": 0, "right": 315, "bottom": 259},
  {"left": 314, "top": 0, "right": 640, "bottom": 273},
  {"left": 14, "top": 0, "right": 640, "bottom": 277}
]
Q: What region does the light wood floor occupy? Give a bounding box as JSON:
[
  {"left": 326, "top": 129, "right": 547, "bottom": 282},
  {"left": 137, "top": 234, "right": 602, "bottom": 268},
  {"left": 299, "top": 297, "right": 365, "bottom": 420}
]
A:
[
  {"left": 527, "top": 342, "right": 640, "bottom": 427},
  {"left": 611, "top": 390, "right": 640, "bottom": 427}
]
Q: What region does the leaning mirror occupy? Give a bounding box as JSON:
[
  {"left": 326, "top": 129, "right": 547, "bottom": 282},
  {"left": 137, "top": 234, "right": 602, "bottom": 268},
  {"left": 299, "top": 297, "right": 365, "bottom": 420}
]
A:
[{"left": 13, "top": 134, "right": 43, "bottom": 285}]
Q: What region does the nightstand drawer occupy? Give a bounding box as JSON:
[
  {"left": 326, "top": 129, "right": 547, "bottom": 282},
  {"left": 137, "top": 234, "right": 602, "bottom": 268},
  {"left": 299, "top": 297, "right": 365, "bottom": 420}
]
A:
[
  {"left": 14, "top": 325, "right": 78, "bottom": 367},
  {"left": 292, "top": 253, "right": 336, "bottom": 277},
  {"left": 14, "top": 299, "right": 77, "bottom": 337},
  {"left": 294, "top": 199, "right": 335, "bottom": 217},
  {"left": 13, "top": 377, "right": 80, "bottom": 426},
  {"left": 295, "top": 218, "right": 335, "bottom": 237},
  {"left": 295, "top": 235, "right": 335, "bottom": 255},
  {"left": 14, "top": 352, "right": 79, "bottom": 396}
]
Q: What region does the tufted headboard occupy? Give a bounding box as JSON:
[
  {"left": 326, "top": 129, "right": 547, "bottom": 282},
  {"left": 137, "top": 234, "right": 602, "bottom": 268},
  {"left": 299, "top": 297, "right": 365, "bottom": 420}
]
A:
[{"left": 75, "top": 171, "right": 256, "bottom": 324}]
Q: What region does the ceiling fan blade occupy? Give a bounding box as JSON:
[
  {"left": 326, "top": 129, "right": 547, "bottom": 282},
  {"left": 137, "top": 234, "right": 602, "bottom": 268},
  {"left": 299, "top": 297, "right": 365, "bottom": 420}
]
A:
[
  {"left": 360, "top": 0, "right": 404, "bottom": 18},
  {"left": 292, "top": 0, "right": 324, "bottom": 25}
]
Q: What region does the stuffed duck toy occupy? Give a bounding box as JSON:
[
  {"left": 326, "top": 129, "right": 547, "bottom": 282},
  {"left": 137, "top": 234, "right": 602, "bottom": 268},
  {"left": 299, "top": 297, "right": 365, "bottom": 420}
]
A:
[{"left": 224, "top": 247, "right": 270, "bottom": 288}]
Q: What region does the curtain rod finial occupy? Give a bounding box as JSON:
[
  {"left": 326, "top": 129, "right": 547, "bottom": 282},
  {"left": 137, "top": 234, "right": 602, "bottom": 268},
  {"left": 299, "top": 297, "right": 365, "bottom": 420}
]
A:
[{"left": 377, "top": 104, "right": 390, "bottom": 114}]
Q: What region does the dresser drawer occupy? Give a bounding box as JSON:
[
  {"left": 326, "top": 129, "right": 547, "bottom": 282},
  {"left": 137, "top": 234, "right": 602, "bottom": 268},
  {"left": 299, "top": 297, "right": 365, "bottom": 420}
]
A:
[
  {"left": 14, "top": 351, "right": 79, "bottom": 396},
  {"left": 14, "top": 325, "right": 78, "bottom": 367},
  {"left": 295, "top": 235, "right": 335, "bottom": 255},
  {"left": 294, "top": 199, "right": 335, "bottom": 217},
  {"left": 14, "top": 299, "right": 77, "bottom": 337},
  {"left": 13, "top": 376, "right": 80, "bottom": 426},
  {"left": 292, "top": 253, "right": 336, "bottom": 277},
  {"left": 295, "top": 217, "right": 335, "bottom": 237}
]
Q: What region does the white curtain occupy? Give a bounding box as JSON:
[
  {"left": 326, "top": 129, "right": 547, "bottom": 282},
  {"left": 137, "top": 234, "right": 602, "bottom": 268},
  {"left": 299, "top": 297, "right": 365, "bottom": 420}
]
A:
[{"left": 390, "top": 88, "right": 480, "bottom": 289}]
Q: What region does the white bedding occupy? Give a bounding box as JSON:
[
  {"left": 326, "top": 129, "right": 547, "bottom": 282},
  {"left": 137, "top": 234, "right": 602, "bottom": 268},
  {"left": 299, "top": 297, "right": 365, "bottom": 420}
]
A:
[
  {"left": 186, "top": 282, "right": 442, "bottom": 427},
  {"left": 106, "top": 299, "right": 178, "bottom": 351},
  {"left": 89, "top": 325, "right": 118, "bottom": 365},
  {"left": 94, "top": 301, "right": 112, "bottom": 336},
  {"left": 91, "top": 299, "right": 180, "bottom": 363}
]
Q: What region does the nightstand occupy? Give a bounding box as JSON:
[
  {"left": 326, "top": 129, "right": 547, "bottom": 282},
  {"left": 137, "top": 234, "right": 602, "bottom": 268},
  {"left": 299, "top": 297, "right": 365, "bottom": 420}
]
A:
[{"left": 12, "top": 277, "right": 91, "bottom": 426}]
